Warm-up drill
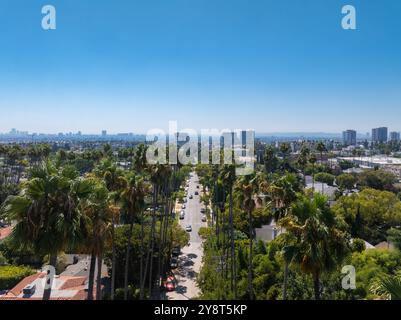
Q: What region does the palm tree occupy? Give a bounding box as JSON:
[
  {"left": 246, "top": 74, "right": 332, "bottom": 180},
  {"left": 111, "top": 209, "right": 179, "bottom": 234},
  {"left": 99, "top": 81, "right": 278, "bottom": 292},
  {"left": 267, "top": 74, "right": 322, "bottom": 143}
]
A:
[
  {"left": 82, "top": 182, "right": 112, "bottom": 300},
  {"left": 220, "top": 165, "right": 237, "bottom": 298},
  {"left": 371, "top": 272, "right": 401, "bottom": 300},
  {"left": 316, "top": 141, "right": 327, "bottom": 164},
  {"left": 121, "top": 174, "right": 147, "bottom": 300},
  {"left": 280, "top": 193, "right": 349, "bottom": 300},
  {"left": 235, "top": 174, "right": 260, "bottom": 300},
  {"left": 0, "top": 161, "right": 93, "bottom": 300},
  {"left": 309, "top": 154, "right": 317, "bottom": 191},
  {"left": 97, "top": 161, "right": 126, "bottom": 300}
]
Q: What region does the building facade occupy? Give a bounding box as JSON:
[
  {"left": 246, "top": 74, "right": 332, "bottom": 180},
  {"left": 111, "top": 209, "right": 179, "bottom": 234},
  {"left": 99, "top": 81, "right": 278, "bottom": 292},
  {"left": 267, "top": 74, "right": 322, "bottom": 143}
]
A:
[
  {"left": 372, "top": 127, "right": 388, "bottom": 143},
  {"left": 390, "top": 131, "right": 400, "bottom": 142},
  {"left": 342, "top": 130, "right": 357, "bottom": 146}
]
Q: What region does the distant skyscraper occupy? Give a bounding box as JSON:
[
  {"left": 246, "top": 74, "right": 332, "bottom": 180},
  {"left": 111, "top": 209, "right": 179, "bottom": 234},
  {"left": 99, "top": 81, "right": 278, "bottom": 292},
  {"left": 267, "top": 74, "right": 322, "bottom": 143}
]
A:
[
  {"left": 372, "top": 127, "right": 388, "bottom": 143},
  {"left": 102, "top": 130, "right": 107, "bottom": 137},
  {"left": 390, "top": 131, "right": 400, "bottom": 142},
  {"left": 342, "top": 130, "right": 357, "bottom": 146}
]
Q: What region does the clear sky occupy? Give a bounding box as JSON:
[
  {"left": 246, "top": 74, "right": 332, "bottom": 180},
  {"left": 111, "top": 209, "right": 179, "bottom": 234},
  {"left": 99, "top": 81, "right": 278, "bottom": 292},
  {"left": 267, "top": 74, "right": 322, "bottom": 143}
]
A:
[{"left": 0, "top": 0, "right": 400, "bottom": 134}]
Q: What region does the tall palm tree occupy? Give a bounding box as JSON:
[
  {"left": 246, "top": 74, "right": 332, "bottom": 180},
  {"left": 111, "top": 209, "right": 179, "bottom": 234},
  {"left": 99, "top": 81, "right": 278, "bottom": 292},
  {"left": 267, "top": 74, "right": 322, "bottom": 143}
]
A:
[
  {"left": 0, "top": 161, "right": 93, "bottom": 300},
  {"left": 220, "top": 165, "right": 237, "bottom": 298},
  {"left": 99, "top": 161, "right": 126, "bottom": 300},
  {"left": 316, "top": 141, "right": 327, "bottom": 164},
  {"left": 280, "top": 193, "right": 349, "bottom": 300},
  {"left": 309, "top": 154, "right": 317, "bottom": 191},
  {"left": 121, "top": 174, "right": 147, "bottom": 300},
  {"left": 235, "top": 174, "right": 260, "bottom": 300},
  {"left": 82, "top": 182, "right": 112, "bottom": 300}
]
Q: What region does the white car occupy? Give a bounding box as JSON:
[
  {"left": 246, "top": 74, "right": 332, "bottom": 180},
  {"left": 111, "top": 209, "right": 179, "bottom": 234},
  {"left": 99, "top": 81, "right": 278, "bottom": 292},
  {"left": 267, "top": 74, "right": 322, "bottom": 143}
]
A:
[
  {"left": 185, "top": 225, "right": 192, "bottom": 232},
  {"left": 202, "top": 215, "right": 207, "bottom": 222}
]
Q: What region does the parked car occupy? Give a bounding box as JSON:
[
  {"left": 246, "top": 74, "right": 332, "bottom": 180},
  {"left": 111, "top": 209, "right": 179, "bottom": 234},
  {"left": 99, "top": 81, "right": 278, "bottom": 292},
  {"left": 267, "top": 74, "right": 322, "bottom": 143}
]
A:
[
  {"left": 163, "top": 276, "right": 176, "bottom": 292},
  {"left": 185, "top": 225, "right": 192, "bottom": 232},
  {"left": 172, "top": 246, "right": 181, "bottom": 257},
  {"left": 197, "top": 185, "right": 200, "bottom": 189},
  {"left": 179, "top": 212, "right": 185, "bottom": 220},
  {"left": 200, "top": 208, "right": 206, "bottom": 214},
  {"left": 189, "top": 194, "right": 193, "bottom": 199},
  {"left": 202, "top": 215, "right": 207, "bottom": 222},
  {"left": 170, "top": 257, "right": 178, "bottom": 269},
  {"left": 182, "top": 204, "right": 186, "bottom": 209},
  {"left": 195, "top": 191, "right": 199, "bottom": 195}
]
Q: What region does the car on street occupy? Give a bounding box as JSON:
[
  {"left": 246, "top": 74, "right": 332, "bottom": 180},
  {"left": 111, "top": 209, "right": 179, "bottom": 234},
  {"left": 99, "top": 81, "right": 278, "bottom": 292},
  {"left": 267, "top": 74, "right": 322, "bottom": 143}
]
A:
[
  {"left": 163, "top": 276, "right": 176, "bottom": 292},
  {"left": 196, "top": 185, "right": 200, "bottom": 189},
  {"left": 185, "top": 225, "right": 192, "bottom": 232},
  {"left": 179, "top": 211, "right": 185, "bottom": 219},
  {"left": 182, "top": 204, "right": 186, "bottom": 209},
  {"left": 200, "top": 208, "right": 206, "bottom": 214},
  {"left": 172, "top": 246, "right": 181, "bottom": 257},
  {"left": 195, "top": 191, "right": 199, "bottom": 195},
  {"left": 170, "top": 257, "right": 178, "bottom": 269},
  {"left": 189, "top": 194, "right": 193, "bottom": 199},
  {"left": 202, "top": 215, "right": 207, "bottom": 222}
]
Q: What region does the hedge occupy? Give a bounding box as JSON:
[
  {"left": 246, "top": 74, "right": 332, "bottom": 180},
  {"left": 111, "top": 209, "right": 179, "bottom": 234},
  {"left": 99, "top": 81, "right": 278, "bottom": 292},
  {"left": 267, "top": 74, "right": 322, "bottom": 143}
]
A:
[{"left": 0, "top": 265, "right": 35, "bottom": 290}]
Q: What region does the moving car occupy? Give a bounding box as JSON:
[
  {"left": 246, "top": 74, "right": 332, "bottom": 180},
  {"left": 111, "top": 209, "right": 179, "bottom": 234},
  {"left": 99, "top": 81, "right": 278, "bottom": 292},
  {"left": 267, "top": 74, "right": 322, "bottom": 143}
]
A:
[{"left": 185, "top": 225, "right": 192, "bottom": 232}]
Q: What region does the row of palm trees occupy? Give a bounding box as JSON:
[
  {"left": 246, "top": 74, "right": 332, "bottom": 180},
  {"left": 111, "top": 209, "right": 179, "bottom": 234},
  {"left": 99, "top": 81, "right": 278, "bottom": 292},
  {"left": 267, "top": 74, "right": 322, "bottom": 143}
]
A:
[
  {"left": 0, "top": 143, "right": 185, "bottom": 300},
  {"left": 197, "top": 145, "right": 350, "bottom": 300}
]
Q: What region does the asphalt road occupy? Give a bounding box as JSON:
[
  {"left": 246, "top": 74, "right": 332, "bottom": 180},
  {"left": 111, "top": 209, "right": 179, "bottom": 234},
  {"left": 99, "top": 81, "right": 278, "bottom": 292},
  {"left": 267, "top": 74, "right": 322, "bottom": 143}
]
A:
[{"left": 166, "top": 172, "right": 205, "bottom": 300}]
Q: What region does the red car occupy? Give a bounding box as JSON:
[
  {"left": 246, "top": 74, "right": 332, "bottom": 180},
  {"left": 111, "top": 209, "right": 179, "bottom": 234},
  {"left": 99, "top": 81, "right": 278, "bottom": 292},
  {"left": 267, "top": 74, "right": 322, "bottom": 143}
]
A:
[{"left": 164, "top": 276, "right": 176, "bottom": 292}]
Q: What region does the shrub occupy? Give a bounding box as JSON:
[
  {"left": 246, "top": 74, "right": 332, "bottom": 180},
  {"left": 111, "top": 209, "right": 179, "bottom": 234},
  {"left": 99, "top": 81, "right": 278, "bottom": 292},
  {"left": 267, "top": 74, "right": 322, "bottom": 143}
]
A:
[{"left": 0, "top": 265, "right": 35, "bottom": 290}]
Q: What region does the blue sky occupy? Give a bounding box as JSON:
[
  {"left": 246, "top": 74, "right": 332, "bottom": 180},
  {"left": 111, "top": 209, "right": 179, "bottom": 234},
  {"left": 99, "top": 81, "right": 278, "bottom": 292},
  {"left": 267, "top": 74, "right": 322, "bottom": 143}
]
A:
[{"left": 0, "top": 0, "right": 400, "bottom": 134}]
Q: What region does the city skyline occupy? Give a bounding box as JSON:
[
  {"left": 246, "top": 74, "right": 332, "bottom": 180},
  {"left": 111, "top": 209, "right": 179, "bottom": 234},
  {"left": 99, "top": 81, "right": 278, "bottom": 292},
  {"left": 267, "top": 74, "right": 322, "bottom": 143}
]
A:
[{"left": 1, "top": 0, "right": 401, "bottom": 133}]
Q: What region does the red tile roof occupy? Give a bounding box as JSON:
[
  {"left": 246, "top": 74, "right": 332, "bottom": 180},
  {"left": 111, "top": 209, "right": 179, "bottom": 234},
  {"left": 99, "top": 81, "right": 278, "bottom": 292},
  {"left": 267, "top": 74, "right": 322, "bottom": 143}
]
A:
[
  {"left": 0, "top": 226, "right": 12, "bottom": 240},
  {"left": 8, "top": 273, "right": 43, "bottom": 297}
]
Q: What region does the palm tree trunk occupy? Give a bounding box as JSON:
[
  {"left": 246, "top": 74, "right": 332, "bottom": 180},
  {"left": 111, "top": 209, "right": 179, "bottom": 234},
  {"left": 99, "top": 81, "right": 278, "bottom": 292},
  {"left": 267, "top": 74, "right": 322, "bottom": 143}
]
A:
[
  {"left": 229, "top": 188, "right": 237, "bottom": 299},
  {"left": 96, "top": 253, "right": 103, "bottom": 300},
  {"left": 87, "top": 252, "right": 97, "bottom": 300},
  {"left": 140, "top": 210, "right": 145, "bottom": 299},
  {"left": 313, "top": 273, "right": 320, "bottom": 300},
  {"left": 283, "top": 262, "right": 289, "bottom": 300},
  {"left": 124, "top": 221, "right": 134, "bottom": 300},
  {"left": 111, "top": 216, "right": 116, "bottom": 300},
  {"left": 42, "top": 253, "right": 57, "bottom": 300},
  {"left": 248, "top": 209, "right": 254, "bottom": 300}
]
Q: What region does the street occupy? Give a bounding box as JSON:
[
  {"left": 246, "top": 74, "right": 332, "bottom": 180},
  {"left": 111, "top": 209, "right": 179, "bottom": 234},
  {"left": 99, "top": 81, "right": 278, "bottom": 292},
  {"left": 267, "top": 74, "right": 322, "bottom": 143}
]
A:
[{"left": 166, "top": 172, "right": 206, "bottom": 300}]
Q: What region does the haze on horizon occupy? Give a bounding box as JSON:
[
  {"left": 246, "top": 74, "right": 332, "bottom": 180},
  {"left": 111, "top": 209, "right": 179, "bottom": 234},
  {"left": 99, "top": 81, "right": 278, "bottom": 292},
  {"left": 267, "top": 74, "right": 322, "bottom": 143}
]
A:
[{"left": 0, "top": 0, "right": 400, "bottom": 134}]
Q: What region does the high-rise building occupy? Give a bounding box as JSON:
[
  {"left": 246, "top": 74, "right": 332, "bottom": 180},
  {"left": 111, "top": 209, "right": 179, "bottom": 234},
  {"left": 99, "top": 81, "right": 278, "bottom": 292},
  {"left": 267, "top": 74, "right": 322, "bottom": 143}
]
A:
[
  {"left": 372, "top": 127, "right": 388, "bottom": 143},
  {"left": 390, "top": 131, "right": 400, "bottom": 142},
  {"left": 101, "top": 130, "right": 107, "bottom": 137},
  {"left": 342, "top": 130, "right": 357, "bottom": 146}
]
